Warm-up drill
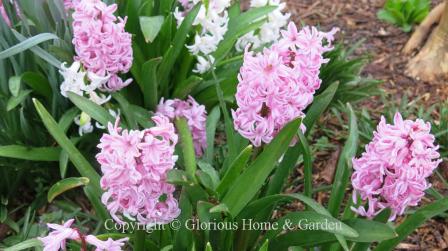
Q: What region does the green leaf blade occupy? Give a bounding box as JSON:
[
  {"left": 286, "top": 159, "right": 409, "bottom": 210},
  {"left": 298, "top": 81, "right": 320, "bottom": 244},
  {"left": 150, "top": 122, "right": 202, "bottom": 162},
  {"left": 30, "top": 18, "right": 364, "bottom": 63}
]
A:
[
  {"left": 0, "top": 145, "right": 61, "bottom": 161},
  {"left": 0, "top": 33, "right": 59, "bottom": 60},
  {"left": 48, "top": 177, "right": 90, "bottom": 202},
  {"left": 140, "top": 16, "right": 165, "bottom": 43},
  {"left": 222, "top": 118, "right": 302, "bottom": 217}
]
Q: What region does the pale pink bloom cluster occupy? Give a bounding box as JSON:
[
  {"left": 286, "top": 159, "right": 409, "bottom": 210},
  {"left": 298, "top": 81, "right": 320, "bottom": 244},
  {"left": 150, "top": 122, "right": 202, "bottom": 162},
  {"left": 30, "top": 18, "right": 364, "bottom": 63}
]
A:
[
  {"left": 156, "top": 96, "right": 207, "bottom": 156},
  {"left": 351, "top": 112, "right": 442, "bottom": 221},
  {"left": 97, "top": 116, "right": 180, "bottom": 225},
  {"left": 0, "top": 0, "right": 11, "bottom": 27},
  {"left": 71, "top": 0, "right": 133, "bottom": 91},
  {"left": 38, "top": 219, "right": 128, "bottom": 251},
  {"left": 64, "top": 0, "right": 79, "bottom": 11},
  {"left": 232, "top": 22, "right": 338, "bottom": 146}
]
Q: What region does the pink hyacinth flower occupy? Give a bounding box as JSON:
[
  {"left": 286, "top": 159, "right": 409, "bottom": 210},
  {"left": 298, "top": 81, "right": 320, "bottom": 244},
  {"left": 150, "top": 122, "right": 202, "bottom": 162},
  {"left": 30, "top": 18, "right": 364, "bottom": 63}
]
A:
[
  {"left": 156, "top": 96, "right": 207, "bottom": 157},
  {"left": 232, "top": 22, "right": 337, "bottom": 146},
  {"left": 39, "top": 219, "right": 129, "bottom": 251},
  {"left": 97, "top": 115, "right": 181, "bottom": 225},
  {"left": 351, "top": 112, "right": 442, "bottom": 221},
  {"left": 71, "top": 0, "right": 133, "bottom": 91},
  {"left": 38, "top": 219, "right": 80, "bottom": 251},
  {"left": 85, "top": 235, "right": 129, "bottom": 251},
  {"left": 0, "top": 0, "right": 11, "bottom": 27}
]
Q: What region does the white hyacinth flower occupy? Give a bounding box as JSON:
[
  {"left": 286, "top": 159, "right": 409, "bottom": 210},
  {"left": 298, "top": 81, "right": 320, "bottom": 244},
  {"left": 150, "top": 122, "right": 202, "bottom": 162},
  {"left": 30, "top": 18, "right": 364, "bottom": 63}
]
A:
[
  {"left": 85, "top": 71, "right": 110, "bottom": 93},
  {"left": 59, "top": 61, "right": 86, "bottom": 97},
  {"left": 186, "top": 34, "right": 219, "bottom": 55},
  {"left": 235, "top": 31, "right": 261, "bottom": 51},
  {"left": 176, "top": 0, "right": 230, "bottom": 74},
  {"left": 75, "top": 112, "right": 94, "bottom": 136},
  {"left": 96, "top": 109, "right": 120, "bottom": 129},
  {"left": 236, "top": 0, "right": 290, "bottom": 51},
  {"left": 193, "top": 55, "right": 215, "bottom": 74},
  {"left": 59, "top": 62, "right": 116, "bottom": 136},
  {"left": 173, "top": 7, "right": 185, "bottom": 26},
  {"left": 88, "top": 91, "right": 111, "bottom": 106},
  {"left": 250, "top": 0, "right": 269, "bottom": 7},
  {"left": 210, "top": 0, "right": 231, "bottom": 13}
]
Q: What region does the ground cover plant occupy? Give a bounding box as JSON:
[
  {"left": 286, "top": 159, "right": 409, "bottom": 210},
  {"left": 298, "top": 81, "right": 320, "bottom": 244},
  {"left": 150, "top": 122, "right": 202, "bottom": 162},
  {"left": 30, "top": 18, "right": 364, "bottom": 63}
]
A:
[{"left": 0, "top": 0, "right": 447, "bottom": 250}]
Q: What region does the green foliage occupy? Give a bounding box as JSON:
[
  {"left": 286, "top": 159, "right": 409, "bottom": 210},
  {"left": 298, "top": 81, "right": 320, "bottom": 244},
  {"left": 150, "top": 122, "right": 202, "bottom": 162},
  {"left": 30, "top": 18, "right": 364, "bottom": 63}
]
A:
[
  {"left": 327, "top": 104, "right": 358, "bottom": 216},
  {"left": 319, "top": 42, "right": 381, "bottom": 105},
  {"left": 0, "top": 0, "right": 444, "bottom": 251},
  {"left": 0, "top": 1, "right": 73, "bottom": 229},
  {"left": 377, "top": 0, "right": 430, "bottom": 32},
  {"left": 375, "top": 197, "right": 448, "bottom": 250}
]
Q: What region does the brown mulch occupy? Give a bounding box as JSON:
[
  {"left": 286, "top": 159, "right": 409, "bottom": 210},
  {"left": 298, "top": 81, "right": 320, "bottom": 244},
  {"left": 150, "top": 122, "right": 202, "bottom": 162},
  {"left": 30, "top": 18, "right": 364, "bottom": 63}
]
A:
[
  {"left": 285, "top": 0, "right": 448, "bottom": 250},
  {"left": 288, "top": 0, "right": 448, "bottom": 106}
]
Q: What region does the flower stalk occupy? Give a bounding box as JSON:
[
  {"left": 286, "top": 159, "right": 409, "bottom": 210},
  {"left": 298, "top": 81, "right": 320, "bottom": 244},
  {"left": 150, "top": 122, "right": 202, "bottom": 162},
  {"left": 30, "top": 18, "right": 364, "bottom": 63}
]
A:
[
  {"left": 175, "top": 117, "right": 198, "bottom": 182},
  {"left": 134, "top": 229, "right": 146, "bottom": 251}
]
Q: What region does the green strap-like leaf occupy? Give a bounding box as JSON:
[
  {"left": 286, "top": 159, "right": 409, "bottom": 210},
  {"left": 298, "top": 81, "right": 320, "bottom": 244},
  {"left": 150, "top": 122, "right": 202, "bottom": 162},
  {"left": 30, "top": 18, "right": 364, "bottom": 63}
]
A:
[
  {"left": 33, "top": 98, "right": 101, "bottom": 186},
  {"left": 167, "top": 169, "right": 195, "bottom": 186},
  {"left": 172, "top": 75, "right": 202, "bottom": 99},
  {"left": 197, "top": 161, "right": 220, "bottom": 189},
  {"left": 8, "top": 76, "right": 21, "bottom": 97},
  {"left": 7, "top": 90, "right": 32, "bottom": 111},
  {"left": 58, "top": 107, "right": 80, "bottom": 133},
  {"left": 173, "top": 188, "right": 194, "bottom": 251},
  {"left": 270, "top": 218, "right": 396, "bottom": 250},
  {"left": 175, "top": 118, "right": 197, "bottom": 182},
  {"left": 6, "top": 72, "right": 52, "bottom": 103},
  {"left": 238, "top": 193, "right": 332, "bottom": 220},
  {"left": 327, "top": 104, "right": 359, "bottom": 217},
  {"left": 140, "top": 16, "right": 165, "bottom": 43},
  {"left": 21, "top": 72, "right": 53, "bottom": 100},
  {"left": 0, "top": 33, "right": 59, "bottom": 60},
  {"left": 158, "top": 4, "right": 201, "bottom": 95},
  {"left": 113, "top": 92, "right": 138, "bottom": 130},
  {"left": 267, "top": 211, "right": 359, "bottom": 239},
  {"left": 3, "top": 238, "right": 43, "bottom": 251},
  {"left": 67, "top": 92, "right": 115, "bottom": 127},
  {"left": 205, "top": 106, "right": 221, "bottom": 163},
  {"left": 259, "top": 240, "right": 269, "bottom": 251},
  {"left": 33, "top": 99, "right": 108, "bottom": 221},
  {"left": 303, "top": 82, "right": 339, "bottom": 130},
  {"left": 266, "top": 144, "right": 299, "bottom": 196},
  {"left": 213, "top": 6, "right": 276, "bottom": 61},
  {"left": 217, "top": 145, "right": 253, "bottom": 196},
  {"left": 222, "top": 118, "right": 302, "bottom": 217},
  {"left": 297, "top": 131, "right": 312, "bottom": 197},
  {"left": 141, "top": 57, "right": 162, "bottom": 110},
  {"left": 375, "top": 197, "right": 448, "bottom": 251},
  {"left": 48, "top": 177, "right": 90, "bottom": 202},
  {"left": 0, "top": 145, "right": 60, "bottom": 161}
]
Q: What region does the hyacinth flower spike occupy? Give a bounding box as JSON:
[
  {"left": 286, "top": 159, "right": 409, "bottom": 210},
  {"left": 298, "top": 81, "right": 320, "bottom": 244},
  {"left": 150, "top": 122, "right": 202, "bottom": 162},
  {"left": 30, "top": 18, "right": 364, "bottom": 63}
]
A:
[{"left": 351, "top": 112, "right": 441, "bottom": 221}]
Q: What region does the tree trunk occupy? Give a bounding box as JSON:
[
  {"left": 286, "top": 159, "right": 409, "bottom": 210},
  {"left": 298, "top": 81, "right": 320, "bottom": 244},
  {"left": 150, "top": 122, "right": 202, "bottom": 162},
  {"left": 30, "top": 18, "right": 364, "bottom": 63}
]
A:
[
  {"left": 403, "top": 2, "right": 445, "bottom": 54},
  {"left": 406, "top": 0, "right": 448, "bottom": 81}
]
